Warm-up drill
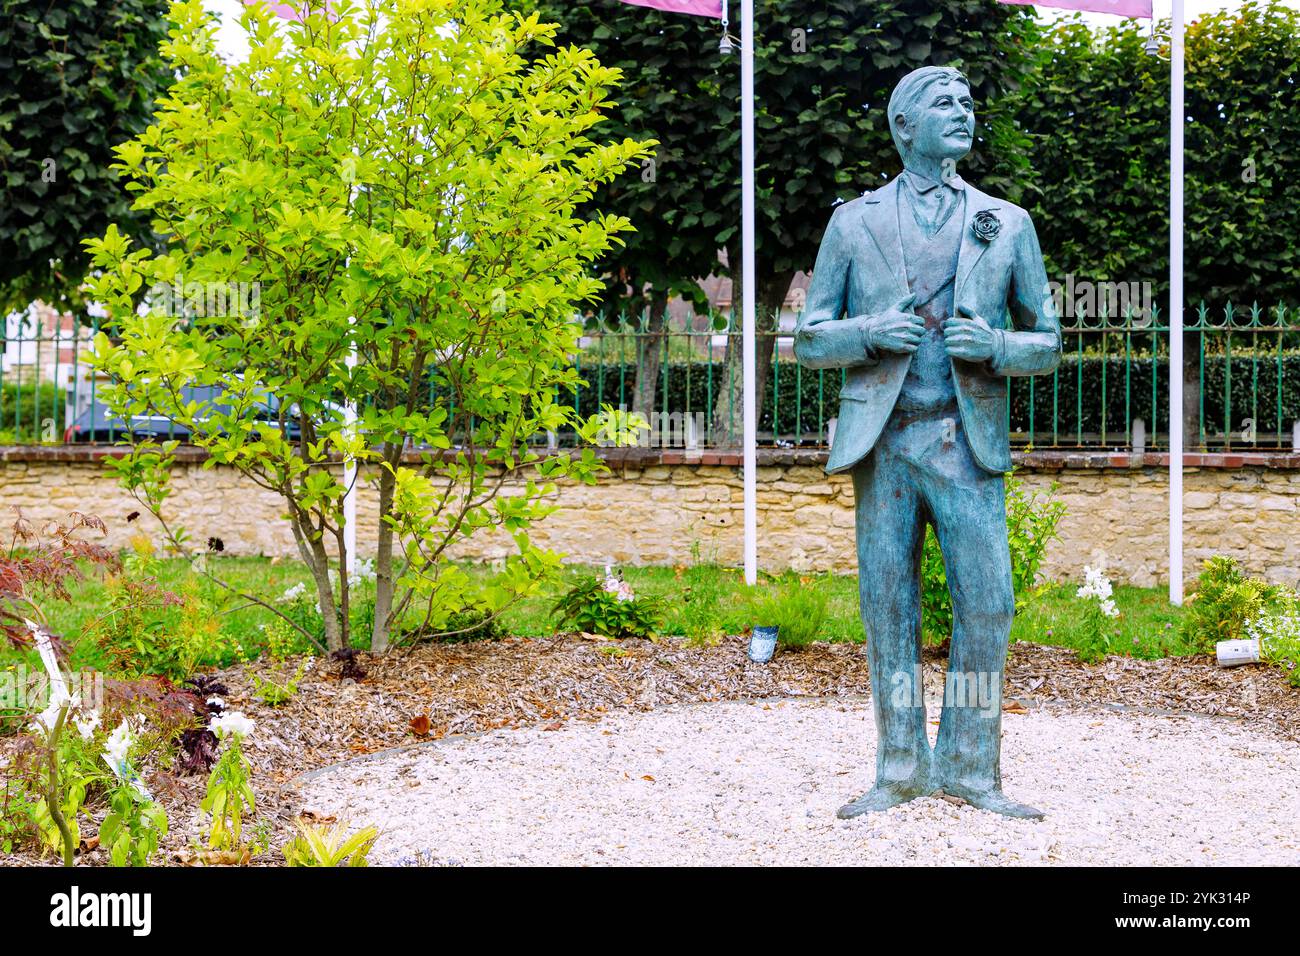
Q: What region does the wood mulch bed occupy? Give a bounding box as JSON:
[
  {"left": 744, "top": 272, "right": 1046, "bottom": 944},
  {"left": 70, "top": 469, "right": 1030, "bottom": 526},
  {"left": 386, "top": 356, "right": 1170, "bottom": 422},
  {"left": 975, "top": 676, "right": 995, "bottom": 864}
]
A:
[{"left": 2, "top": 635, "right": 1295, "bottom": 866}]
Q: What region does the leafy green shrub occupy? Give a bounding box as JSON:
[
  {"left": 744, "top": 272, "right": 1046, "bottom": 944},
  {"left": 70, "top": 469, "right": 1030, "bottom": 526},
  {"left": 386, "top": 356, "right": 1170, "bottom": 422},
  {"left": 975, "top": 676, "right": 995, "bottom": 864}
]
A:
[
  {"left": 438, "top": 608, "right": 507, "bottom": 644},
  {"left": 1182, "top": 556, "right": 1290, "bottom": 653},
  {"left": 89, "top": 571, "right": 230, "bottom": 680},
  {"left": 1183, "top": 555, "right": 1300, "bottom": 685},
  {"left": 1246, "top": 606, "right": 1300, "bottom": 687},
  {"left": 922, "top": 475, "right": 1066, "bottom": 644},
  {"left": 746, "top": 585, "right": 829, "bottom": 650},
  {"left": 551, "top": 571, "right": 665, "bottom": 639}
]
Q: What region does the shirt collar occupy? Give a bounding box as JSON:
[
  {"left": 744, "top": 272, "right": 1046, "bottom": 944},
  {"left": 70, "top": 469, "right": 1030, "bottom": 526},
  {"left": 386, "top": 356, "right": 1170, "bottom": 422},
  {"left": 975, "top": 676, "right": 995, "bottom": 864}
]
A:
[{"left": 902, "top": 167, "right": 965, "bottom": 193}]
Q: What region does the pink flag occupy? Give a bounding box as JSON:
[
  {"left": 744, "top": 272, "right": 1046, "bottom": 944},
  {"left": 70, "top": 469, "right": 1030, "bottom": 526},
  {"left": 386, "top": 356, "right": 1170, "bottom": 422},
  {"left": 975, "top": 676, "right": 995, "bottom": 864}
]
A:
[
  {"left": 617, "top": 0, "right": 724, "bottom": 17},
  {"left": 242, "top": 1, "right": 333, "bottom": 21},
  {"left": 997, "top": 0, "right": 1151, "bottom": 18}
]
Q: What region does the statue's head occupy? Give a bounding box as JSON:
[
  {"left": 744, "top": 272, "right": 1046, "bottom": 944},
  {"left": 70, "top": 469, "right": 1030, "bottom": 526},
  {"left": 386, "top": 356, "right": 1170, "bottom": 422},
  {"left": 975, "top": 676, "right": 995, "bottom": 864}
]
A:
[{"left": 887, "top": 66, "right": 974, "bottom": 170}]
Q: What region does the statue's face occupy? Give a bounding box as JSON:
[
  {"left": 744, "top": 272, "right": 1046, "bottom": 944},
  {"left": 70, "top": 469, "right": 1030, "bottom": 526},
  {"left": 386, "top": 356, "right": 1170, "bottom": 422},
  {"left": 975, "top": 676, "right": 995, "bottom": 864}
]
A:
[{"left": 900, "top": 80, "right": 974, "bottom": 164}]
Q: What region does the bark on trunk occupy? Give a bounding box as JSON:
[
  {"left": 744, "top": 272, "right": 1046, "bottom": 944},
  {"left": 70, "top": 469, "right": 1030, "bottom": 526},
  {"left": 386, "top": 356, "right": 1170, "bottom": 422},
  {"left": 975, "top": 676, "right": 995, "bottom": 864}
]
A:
[
  {"left": 292, "top": 509, "right": 343, "bottom": 651},
  {"left": 369, "top": 447, "right": 399, "bottom": 652},
  {"left": 630, "top": 291, "right": 670, "bottom": 433},
  {"left": 709, "top": 271, "right": 796, "bottom": 447},
  {"left": 1183, "top": 330, "right": 1202, "bottom": 450}
]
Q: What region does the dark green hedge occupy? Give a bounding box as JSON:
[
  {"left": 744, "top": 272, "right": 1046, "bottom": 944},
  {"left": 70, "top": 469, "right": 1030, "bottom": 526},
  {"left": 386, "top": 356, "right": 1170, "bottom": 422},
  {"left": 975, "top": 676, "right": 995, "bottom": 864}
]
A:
[{"left": 0, "top": 381, "right": 65, "bottom": 442}]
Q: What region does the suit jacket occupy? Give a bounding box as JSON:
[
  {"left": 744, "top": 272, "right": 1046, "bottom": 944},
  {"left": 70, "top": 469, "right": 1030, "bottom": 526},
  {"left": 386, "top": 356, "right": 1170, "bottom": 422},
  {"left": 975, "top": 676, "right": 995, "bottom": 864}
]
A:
[{"left": 793, "top": 175, "right": 1062, "bottom": 475}]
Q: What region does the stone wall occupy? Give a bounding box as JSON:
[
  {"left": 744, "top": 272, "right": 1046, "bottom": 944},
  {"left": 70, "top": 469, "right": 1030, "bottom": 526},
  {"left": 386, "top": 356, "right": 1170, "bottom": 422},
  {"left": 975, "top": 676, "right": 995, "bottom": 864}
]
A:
[{"left": 5, "top": 447, "right": 1300, "bottom": 587}]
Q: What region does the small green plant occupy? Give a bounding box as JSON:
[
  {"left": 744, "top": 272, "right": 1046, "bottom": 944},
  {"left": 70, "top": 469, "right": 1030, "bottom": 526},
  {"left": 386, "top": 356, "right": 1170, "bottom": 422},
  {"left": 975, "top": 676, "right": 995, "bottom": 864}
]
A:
[
  {"left": 551, "top": 569, "right": 665, "bottom": 639},
  {"left": 262, "top": 594, "right": 321, "bottom": 659},
  {"left": 99, "top": 777, "right": 168, "bottom": 867},
  {"left": 747, "top": 583, "right": 829, "bottom": 649},
  {"left": 0, "top": 776, "right": 39, "bottom": 853},
  {"left": 28, "top": 702, "right": 108, "bottom": 865},
  {"left": 282, "top": 820, "right": 380, "bottom": 867},
  {"left": 672, "top": 551, "right": 726, "bottom": 646},
  {"left": 201, "top": 713, "right": 257, "bottom": 852},
  {"left": 30, "top": 716, "right": 86, "bottom": 864},
  {"left": 922, "top": 474, "right": 1066, "bottom": 644},
  {"left": 96, "top": 716, "right": 168, "bottom": 867},
  {"left": 1074, "top": 565, "right": 1120, "bottom": 664},
  {"left": 251, "top": 661, "right": 307, "bottom": 707},
  {"left": 248, "top": 815, "right": 275, "bottom": 857}
]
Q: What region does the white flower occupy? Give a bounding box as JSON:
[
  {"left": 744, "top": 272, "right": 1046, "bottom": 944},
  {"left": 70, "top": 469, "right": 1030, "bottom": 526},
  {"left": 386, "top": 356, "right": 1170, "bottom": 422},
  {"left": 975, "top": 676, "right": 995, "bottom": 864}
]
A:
[
  {"left": 29, "top": 687, "right": 77, "bottom": 737},
  {"left": 1076, "top": 564, "right": 1113, "bottom": 601},
  {"left": 280, "top": 582, "right": 308, "bottom": 603},
  {"left": 210, "top": 711, "right": 256, "bottom": 739},
  {"left": 349, "top": 557, "right": 376, "bottom": 587},
  {"left": 74, "top": 710, "right": 101, "bottom": 741},
  {"left": 1099, "top": 598, "right": 1119, "bottom": 619},
  {"left": 101, "top": 719, "right": 152, "bottom": 801},
  {"left": 102, "top": 719, "right": 138, "bottom": 776},
  {"left": 602, "top": 566, "right": 635, "bottom": 603}
]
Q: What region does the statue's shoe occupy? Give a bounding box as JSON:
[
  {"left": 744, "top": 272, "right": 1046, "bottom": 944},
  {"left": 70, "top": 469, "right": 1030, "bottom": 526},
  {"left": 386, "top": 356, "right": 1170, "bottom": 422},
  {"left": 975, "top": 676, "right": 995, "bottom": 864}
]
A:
[
  {"left": 936, "top": 784, "right": 1045, "bottom": 821},
  {"left": 836, "top": 779, "right": 929, "bottom": 819}
]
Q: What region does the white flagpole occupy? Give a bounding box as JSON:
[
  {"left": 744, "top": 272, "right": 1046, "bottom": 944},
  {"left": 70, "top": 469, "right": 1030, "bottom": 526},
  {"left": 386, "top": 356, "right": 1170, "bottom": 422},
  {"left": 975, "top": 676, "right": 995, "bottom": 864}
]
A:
[
  {"left": 740, "top": 0, "right": 757, "bottom": 585},
  {"left": 344, "top": 180, "right": 359, "bottom": 578},
  {"left": 1169, "top": 0, "right": 1184, "bottom": 605},
  {"left": 343, "top": 343, "right": 357, "bottom": 577}
]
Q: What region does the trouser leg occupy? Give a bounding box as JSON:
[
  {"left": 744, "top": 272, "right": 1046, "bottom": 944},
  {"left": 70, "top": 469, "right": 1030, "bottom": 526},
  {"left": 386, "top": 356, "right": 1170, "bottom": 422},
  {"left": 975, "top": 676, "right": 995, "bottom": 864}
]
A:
[
  {"left": 852, "top": 449, "right": 929, "bottom": 787},
  {"left": 926, "top": 465, "right": 1015, "bottom": 793}
]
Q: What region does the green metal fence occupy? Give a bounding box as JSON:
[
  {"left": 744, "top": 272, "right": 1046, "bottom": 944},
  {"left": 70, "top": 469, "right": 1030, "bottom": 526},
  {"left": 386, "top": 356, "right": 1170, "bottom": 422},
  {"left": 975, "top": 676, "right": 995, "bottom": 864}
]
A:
[
  {"left": 6, "top": 303, "right": 1300, "bottom": 451},
  {"left": 567, "top": 303, "right": 1300, "bottom": 451}
]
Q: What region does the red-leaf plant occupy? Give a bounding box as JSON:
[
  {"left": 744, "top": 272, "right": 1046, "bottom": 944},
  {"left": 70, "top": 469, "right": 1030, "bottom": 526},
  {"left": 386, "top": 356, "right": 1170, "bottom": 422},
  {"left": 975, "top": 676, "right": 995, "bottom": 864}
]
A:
[{"left": 0, "top": 508, "right": 119, "bottom": 655}]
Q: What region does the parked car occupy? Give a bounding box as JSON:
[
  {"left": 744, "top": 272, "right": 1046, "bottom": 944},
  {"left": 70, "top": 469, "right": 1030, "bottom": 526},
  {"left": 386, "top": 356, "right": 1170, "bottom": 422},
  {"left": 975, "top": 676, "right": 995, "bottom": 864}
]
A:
[{"left": 63, "top": 384, "right": 301, "bottom": 444}]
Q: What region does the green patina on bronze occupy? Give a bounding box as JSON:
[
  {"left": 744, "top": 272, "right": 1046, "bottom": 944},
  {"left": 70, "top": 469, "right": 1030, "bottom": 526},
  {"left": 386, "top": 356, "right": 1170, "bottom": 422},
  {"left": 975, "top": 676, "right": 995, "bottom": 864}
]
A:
[{"left": 794, "top": 66, "right": 1062, "bottom": 821}]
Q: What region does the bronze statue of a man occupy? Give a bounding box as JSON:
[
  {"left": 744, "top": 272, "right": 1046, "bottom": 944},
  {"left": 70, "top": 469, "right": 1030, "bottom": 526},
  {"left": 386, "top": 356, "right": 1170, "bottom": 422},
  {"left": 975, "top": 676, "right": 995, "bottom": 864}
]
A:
[{"left": 794, "top": 66, "right": 1062, "bottom": 820}]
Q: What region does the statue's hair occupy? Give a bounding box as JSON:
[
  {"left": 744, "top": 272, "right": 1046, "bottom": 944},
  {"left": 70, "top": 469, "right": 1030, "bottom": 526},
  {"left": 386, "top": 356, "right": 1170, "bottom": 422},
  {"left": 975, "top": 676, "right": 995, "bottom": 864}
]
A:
[{"left": 887, "top": 66, "right": 970, "bottom": 158}]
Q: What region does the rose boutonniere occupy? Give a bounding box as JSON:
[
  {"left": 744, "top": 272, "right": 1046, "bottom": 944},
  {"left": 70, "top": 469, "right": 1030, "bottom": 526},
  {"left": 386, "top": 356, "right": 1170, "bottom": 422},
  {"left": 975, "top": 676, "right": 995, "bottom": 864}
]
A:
[{"left": 971, "top": 209, "right": 1001, "bottom": 243}]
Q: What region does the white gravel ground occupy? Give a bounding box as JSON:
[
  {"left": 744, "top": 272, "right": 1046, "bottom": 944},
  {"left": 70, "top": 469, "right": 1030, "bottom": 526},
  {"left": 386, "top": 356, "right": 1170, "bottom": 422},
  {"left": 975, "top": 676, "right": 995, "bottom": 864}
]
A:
[{"left": 298, "top": 698, "right": 1300, "bottom": 866}]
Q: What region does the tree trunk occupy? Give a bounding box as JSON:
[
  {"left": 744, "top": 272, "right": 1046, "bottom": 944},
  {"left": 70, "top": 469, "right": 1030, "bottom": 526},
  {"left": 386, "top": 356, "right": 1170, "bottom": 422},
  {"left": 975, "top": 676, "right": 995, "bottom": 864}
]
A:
[
  {"left": 630, "top": 291, "right": 670, "bottom": 434},
  {"left": 1183, "top": 331, "right": 1202, "bottom": 451},
  {"left": 709, "top": 270, "right": 796, "bottom": 447},
  {"left": 292, "top": 510, "right": 343, "bottom": 651},
  {"left": 370, "top": 447, "right": 398, "bottom": 652}
]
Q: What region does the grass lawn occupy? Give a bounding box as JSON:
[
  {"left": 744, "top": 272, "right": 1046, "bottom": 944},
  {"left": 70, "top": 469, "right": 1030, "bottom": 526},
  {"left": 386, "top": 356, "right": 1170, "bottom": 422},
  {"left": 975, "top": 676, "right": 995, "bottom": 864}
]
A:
[{"left": 3, "top": 556, "right": 1193, "bottom": 678}]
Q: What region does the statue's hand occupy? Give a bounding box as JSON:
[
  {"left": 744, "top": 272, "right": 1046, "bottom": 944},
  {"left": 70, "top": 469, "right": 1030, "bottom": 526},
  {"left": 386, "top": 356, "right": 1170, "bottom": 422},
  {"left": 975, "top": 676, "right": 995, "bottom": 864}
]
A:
[
  {"left": 865, "top": 292, "right": 925, "bottom": 355},
  {"left": 942, "top": 307, "right": 997, "bottom": 361}
]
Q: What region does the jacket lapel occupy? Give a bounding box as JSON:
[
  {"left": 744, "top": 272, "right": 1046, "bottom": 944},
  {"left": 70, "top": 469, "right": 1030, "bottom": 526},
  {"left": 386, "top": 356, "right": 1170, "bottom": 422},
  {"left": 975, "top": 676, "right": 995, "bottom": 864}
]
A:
[
  {"left": 860, "top": 178, "right": 909, "bottom": 298},
  {"left": 955, "top": 184, "right": 1001, "bottom": 301}
]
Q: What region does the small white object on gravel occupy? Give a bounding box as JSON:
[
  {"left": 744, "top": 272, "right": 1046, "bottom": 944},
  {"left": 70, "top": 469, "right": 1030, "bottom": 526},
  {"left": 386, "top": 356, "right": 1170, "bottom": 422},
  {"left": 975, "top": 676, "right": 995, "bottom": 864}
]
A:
[{"left": 298, "top": 698, "right": 1300, "bottom": 866}]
